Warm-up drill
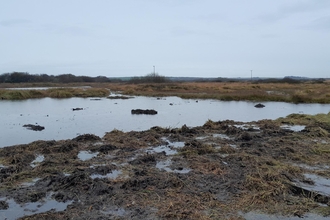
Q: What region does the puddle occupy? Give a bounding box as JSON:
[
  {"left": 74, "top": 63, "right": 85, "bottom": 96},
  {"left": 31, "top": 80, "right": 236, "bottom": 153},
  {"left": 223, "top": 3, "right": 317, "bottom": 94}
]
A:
[
  {"left": 146, "top": 145, "right": 178, "bottom": 156},
  {"left": 296, "top": 173, "right": 330, "bottom": 196},
  {"left": 293, "top": 163, "right": 330, "bottom": 171},
  {"left": 234, "top": 124, "right": 260, "bottom": 131},
  {"left": 241, "top": 211, "right": 329, "bottom": 220},
  {"left": 20, "top": 178, "right": 41, "bottom": 187},
  {"left": 156, "top": 159, "right": 191, "bottom": 174},
  {"left": 156, "top": 159, "right": 172, "bottom": 172},
  {"left": 30, "top": 155, "right": 44, "bottom": 168},
  {"left": 229, "top": 144, "right": 238, "bottom": 149},
  {"left": 0, "top": 193, "right": 73, "bottom": 219},
  {"left": 213, "top": 133, "right": 231, "bottom": 139},
  {"left": 160, "top": 138, "right": 185, "bottom": 148},
  {"left": 281, "top": 125, "right": 305, "bottom": 132},
  {"left": 101, "top": 207, "right": 127, "bottom": 217},
  {"left": 77, "top": 151, "right": 99, "bottom": 161},
  {"left": 91, "top": 170, "right": 122, "bottom": 179}
]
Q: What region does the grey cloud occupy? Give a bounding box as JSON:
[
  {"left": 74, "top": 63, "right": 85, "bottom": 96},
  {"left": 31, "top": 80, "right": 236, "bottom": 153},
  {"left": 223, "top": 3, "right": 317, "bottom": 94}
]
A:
[
  {"left": 0, "top": 19, "right": 31, "bottom": 27},
  {"left": 38, "top": 23, "right": 90, "bottom": 36},
  {"left": 170, "top": 27, "right": 215, "bottom": 38},
  {"left": 301, "top": 16, "right": 330, "bottom": 31},
  {"left": 260, "top": 34, "right": 280, "bottom": 39},
  {"left": 258, "top": 0, "right": 330, "bottom": 23}
]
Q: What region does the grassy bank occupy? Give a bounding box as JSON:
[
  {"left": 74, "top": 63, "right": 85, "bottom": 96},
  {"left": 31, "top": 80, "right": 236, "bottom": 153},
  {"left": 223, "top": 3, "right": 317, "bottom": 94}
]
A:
[
  {"left": 1, "top": 81, "right": 330, "bottom": 103},
  {"left": 111, "top": 81, "right": 330, "bottom": 103},
  {"left": 0, "top": 87, "right": 110, "bottom": 100}
]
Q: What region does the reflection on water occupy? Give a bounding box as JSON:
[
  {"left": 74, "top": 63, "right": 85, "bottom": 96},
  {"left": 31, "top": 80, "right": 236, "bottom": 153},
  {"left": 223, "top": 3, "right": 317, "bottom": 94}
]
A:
[
  {"left": 0, "top": 193, "right": 73, "bottom": 219},
  {"left": 30, "top": 155, "right": 45, "bottom": 168},
  {"left": 242, "top": 211, "right": 329, "bottom": 220},
  {"left": 1, "top": 96, "right": 330, "bottom": 148},
  {"left": 78, "top": 151, "right": 99, "bottom": 161},
  {"left": 90, "top": 170, "right": 122, "bottom": 179}
]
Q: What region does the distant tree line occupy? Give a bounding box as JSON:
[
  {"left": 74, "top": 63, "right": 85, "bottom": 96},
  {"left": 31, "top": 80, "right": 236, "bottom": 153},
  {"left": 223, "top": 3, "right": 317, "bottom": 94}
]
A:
[
  {"left": 129, "top": 73, "right": 170, "bottom": 83},
  {"left": 0, "top": 72, "right": 114, "bottom": 83}
]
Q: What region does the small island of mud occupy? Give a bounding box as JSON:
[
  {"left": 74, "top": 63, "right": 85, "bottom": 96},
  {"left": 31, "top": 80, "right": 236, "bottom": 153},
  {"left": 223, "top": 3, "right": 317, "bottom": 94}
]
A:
[{"left": 1, "top": 113, "right": 330, "bottom": 219}]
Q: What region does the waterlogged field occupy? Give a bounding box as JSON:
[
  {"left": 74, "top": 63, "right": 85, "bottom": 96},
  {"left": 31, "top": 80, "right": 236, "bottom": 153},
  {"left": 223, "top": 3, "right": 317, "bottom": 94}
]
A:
[
  {"left": 1, "top": 82, "right": 330, "bottom": 219},
  {"left": 1, "top": 81, "right": 330, "bottom": 103},
  {"left": 1, "top": 95, "right": 330, "bottom": 147},
  {"left": 107, "top": 81, "right": 330, "bottom": 104}
]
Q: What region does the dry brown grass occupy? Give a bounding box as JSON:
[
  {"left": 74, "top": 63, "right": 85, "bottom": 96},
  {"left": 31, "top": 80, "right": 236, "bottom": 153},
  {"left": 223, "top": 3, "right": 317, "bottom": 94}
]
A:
[
  {"left": 104, "top": 81, "right": 330, "bottom": 103},
  {"left": 1, "top": 81, "right": 330, "bottom": 103}
]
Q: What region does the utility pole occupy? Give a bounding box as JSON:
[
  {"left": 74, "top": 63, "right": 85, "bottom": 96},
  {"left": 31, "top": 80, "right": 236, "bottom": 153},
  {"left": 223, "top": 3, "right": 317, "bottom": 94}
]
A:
[
  {"left": 153, "top": 66, "right": 155, "bottom": 75},
  {"left": 251, "top": 70, "right": 253, "bottom": 81}
]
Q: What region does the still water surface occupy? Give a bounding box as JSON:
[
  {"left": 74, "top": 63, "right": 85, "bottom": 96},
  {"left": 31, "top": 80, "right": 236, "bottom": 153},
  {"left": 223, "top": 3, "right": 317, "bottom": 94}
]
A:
[{"left": 1, "top": 96, "right": 330, "bottom": 148}]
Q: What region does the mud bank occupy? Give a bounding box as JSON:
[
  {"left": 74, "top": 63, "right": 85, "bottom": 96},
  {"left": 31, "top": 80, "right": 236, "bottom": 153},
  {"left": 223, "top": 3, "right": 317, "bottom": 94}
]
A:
[{"left": 1, "top": 114, "right": 330, "bottom": 219}]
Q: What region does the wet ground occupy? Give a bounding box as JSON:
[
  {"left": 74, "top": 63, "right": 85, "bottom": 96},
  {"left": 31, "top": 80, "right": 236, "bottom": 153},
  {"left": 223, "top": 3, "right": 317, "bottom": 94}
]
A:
[{"left": 1, "top": 116, "right": 330, "bottom": 219}]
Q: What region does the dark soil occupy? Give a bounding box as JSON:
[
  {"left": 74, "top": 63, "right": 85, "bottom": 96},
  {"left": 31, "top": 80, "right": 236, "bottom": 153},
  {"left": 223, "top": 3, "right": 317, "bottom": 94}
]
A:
[
  {"left": 72, "top": 108, "right": 83, "bottom": 111},
  {"left": 1, "top": 117, "right": 330, "bottom": 219},
  {"left": 107, "top": 96, "right": 134, "bottom": 100},
  {"left": 23, "top": 124, "right": 45, "bottom": 131},
  {"left": 131, "top": 109, "right": 158, "bottom": 115}
]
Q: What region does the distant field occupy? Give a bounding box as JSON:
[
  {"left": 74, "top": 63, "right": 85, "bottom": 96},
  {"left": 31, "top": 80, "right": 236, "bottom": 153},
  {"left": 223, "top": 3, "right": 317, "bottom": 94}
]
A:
[
  {"left": 107, "top": 81, "right": 330, "bottom": 104},
  {"left": 1, "top": 81, "right": 330, "bottom": 103}
]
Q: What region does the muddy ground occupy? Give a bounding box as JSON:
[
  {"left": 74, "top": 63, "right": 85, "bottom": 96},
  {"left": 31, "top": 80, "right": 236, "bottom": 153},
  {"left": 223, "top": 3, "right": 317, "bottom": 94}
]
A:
[{"left": 1, "top": 115, "right": 330, "bottom": 219}]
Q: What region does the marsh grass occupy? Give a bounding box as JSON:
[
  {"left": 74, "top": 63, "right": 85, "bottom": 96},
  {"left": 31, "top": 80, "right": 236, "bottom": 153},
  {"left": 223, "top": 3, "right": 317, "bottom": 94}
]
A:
[
  {"left": 0, "top": 87, "right": 110, "bottom": 100},
  {"left": 108, "top": 81, "right": 330, "bottom": 103},
  {"left": 2, "top": 81, "right": 330, "bottom": 103},
  {"left": 277, "top": 112, "right": 330, "bottom": 126}
]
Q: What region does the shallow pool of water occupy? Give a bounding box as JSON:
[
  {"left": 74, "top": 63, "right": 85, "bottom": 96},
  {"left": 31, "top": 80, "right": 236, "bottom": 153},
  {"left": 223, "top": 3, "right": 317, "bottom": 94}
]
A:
[
  {"left": 78, "top": 151, "right": 99, "bottom": 161},
  {"left": 90, "top": 170, "right": 122, "bottom": 179},
  {"left": 30, "top": 155, "right": 44, "bottom": 168},
  {"left": 281, "top": 125, "right": 306, "bottom": 132},
  {"left": 242, "top": 211, "right": 329, "bottom": 220},
  {"left": 299, "top": 173, "right": 330, "bottom": 196},
  {"left": 156, "top": 159, "right": 191, "bottom": 174},
  {"left": 1, "top": 96, "right": 330, "bottom": 147},
  {"left": 0, "top": 193, "right": 73, "bottom": 219}
]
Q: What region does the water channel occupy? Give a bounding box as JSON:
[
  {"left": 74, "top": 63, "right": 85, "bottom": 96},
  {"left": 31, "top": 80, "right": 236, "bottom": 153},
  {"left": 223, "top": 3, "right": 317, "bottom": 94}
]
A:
[{"left": 1, "top": 95, "right": 330, "bottom": 148}]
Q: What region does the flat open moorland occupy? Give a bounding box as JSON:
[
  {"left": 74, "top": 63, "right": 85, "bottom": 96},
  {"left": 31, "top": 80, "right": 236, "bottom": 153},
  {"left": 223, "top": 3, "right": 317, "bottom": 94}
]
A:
[{"left": 1, "top": 81, "right": 330, "bottom": 219}]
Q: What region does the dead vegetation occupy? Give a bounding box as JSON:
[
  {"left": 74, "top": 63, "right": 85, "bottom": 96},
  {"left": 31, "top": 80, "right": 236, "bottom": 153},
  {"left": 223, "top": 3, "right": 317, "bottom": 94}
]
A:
[
  {"left": 106, "top": 81, "right": 330, "bottom": 103},
  {"left": 1, "top": 81, "right": 330, "bottom": 103},
  {"left": 1, "top": 112, "right": 330, "bottom": 219}
]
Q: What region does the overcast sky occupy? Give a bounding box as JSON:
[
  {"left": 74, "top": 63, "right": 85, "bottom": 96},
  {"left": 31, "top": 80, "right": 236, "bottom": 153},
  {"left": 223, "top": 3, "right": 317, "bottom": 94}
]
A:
[{"left": 1, "top": 1, "right": 329, "bottom": 78}]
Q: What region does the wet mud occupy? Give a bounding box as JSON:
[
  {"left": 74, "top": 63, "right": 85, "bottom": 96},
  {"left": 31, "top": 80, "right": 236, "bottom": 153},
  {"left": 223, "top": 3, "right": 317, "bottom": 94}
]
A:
[
  {"left": 131, "top": 109, "right": 158, "bottom": 115},
  {"left": 22, "top": 124, "right": 45, "bottom": 131},
  {"left": 1, "top": 116, "right": 330, "bottom": 219}
]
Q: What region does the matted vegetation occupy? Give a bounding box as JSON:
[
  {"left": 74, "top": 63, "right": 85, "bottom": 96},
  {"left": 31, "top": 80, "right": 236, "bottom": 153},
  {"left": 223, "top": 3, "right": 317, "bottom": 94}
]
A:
[
  {"left": 112, "top": 81, "right": 330, "bottom": 103},
  {"left": 1, "top": 113, "right": 330, "bottom": 219},
  {"left": 0, "top": 87, "right": 110, "bottom": 100},
  {"left": 1, "top": 80, "right": 330, "bottom": 103}
]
